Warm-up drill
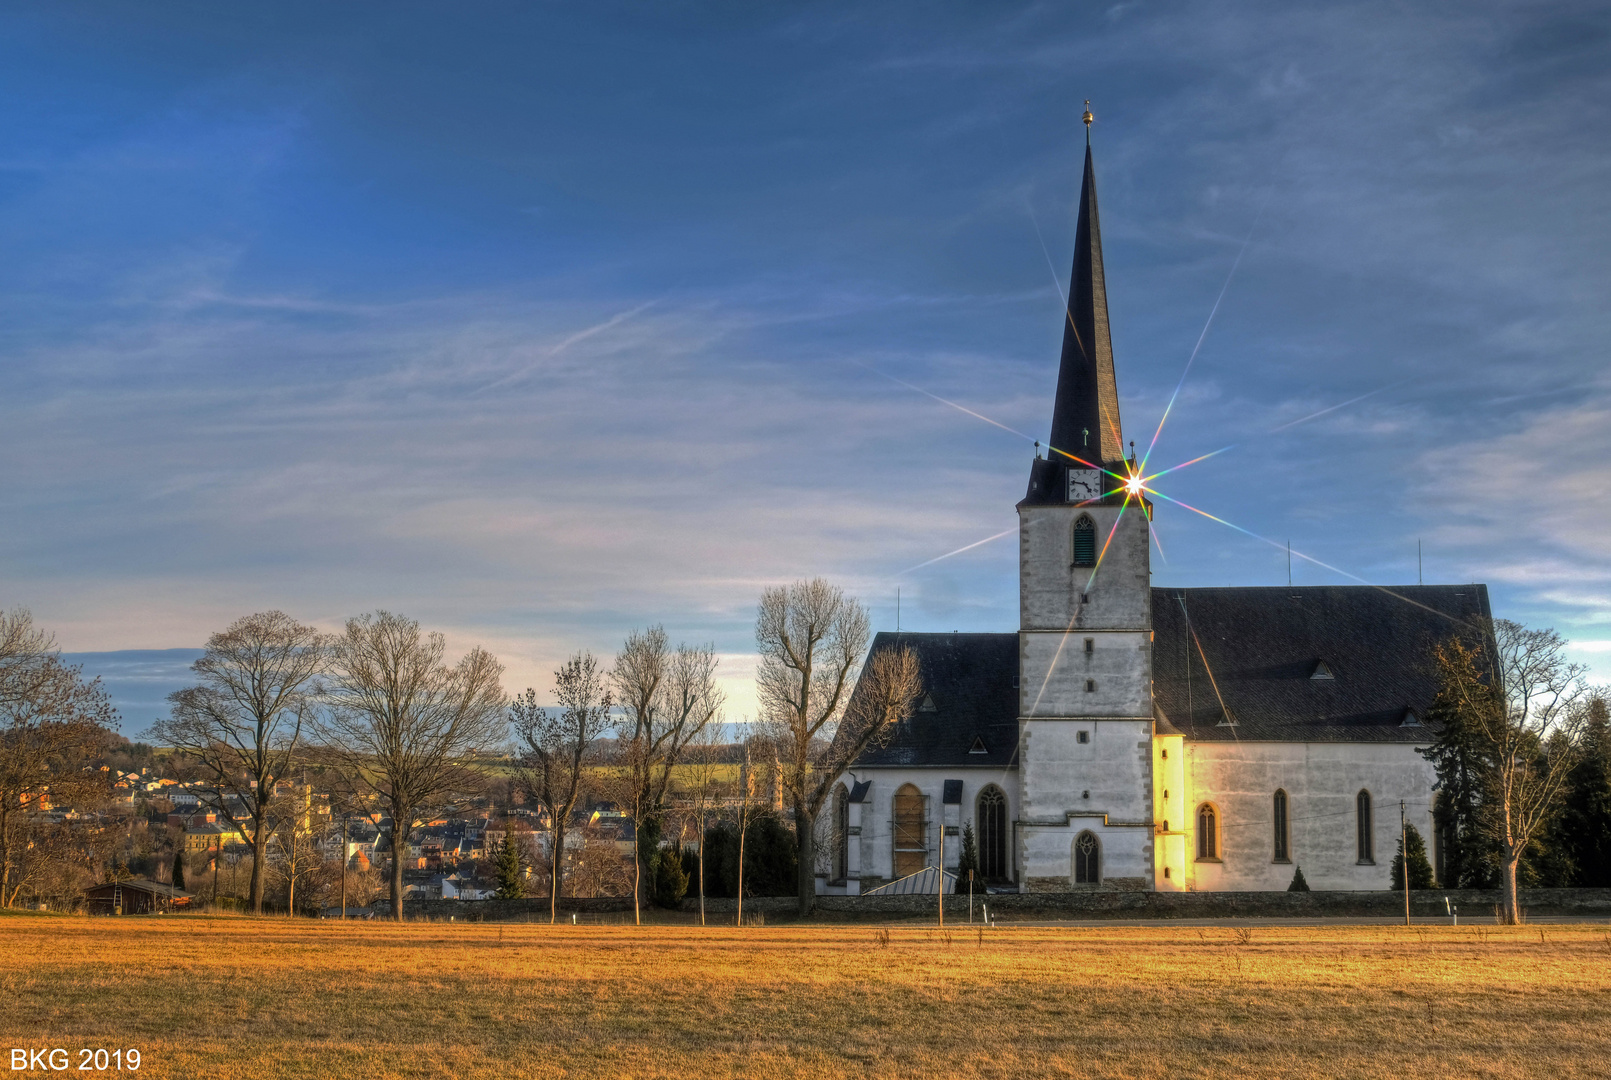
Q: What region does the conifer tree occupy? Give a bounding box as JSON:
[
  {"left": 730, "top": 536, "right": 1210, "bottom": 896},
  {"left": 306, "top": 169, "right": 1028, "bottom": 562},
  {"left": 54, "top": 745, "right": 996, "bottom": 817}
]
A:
[
  {"left": 1391, "top": 823, "right": 1435, "bottom": 890},
  {"left": 494, "top": 830, "right": 524, "bottom": 901},
  {"left": 1287, "top": 865, "right": 1309, "bottom": 892},
  {"left": 957, "top": 822, "right": 980, "bottom": 889},
  {"left": 1551, "top": 697, "right": 1611, "bottom": 886},
  {"left": 1420, "top": 656, "right": 1500, "bottom": 888},
  {"left": 171, "top": 848, "right": 186, "bottom": 892},
  {"left": 652, "top": 845, "right": 689, "bottom": 908}
]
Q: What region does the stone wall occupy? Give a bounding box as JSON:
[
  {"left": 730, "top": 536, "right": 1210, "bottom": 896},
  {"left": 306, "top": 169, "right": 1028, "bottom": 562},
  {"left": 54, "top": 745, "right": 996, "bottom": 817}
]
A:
[
  {"left": 372, "top": 888, "right": 1611, "bottom": 922},
  {"left": 688, "top": 888, "right": 1611, "bottom": 919},
  {"left": 373, "top": 896, "right": 636, "bottom": 920}
]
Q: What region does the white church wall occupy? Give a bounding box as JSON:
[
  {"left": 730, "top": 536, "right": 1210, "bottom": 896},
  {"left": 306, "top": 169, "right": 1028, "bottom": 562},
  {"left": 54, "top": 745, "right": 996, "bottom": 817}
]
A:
[
  {"left": 1020, "top": 631, "right": 1151, "bottom": 718},
  {"left": 822, "top": 768, "right": 1020, "bottom": 891},
  {"left": 1018, "top": 718, "right": 1153, "bottom": 890},
  {"left": 1019, "top": 505, "right": 1151, "bottom": 632},
  {"left": 1152, "top": 732, "right": 1187, "bottom": 890},
  {"left": 1183, "top": 741, "right": 1437, "bottom": 892}
]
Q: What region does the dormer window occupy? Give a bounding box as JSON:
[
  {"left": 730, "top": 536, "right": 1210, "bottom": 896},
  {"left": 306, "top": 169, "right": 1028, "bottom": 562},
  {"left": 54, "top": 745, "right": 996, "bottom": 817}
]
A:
[
  {"left": 919, "top": 693, "right": 938, "bottom": 713},
  {"left": 1072, "top": 515, "right": 1096, "bottom": 567},
  {"left": 1400, "top": 708, "right": 1422, "bottom": 727},
  {"left": 1311, "top": 660, "right": 1335, "bottom": 681},
  {"left": 969, "top": 736, "right": 989, "bottom": 755}
]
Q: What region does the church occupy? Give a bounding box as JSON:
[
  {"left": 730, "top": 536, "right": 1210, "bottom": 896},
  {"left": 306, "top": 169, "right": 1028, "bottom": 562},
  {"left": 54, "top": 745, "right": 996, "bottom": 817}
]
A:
[{"left": 823, "top": 131, "right": 1489, "bottom": 895}]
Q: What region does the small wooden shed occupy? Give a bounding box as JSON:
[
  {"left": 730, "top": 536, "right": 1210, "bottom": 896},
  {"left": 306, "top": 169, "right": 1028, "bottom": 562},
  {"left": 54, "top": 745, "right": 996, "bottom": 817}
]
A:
[{"left": 84, "top": 878, "right": 193, "bottom": 915}]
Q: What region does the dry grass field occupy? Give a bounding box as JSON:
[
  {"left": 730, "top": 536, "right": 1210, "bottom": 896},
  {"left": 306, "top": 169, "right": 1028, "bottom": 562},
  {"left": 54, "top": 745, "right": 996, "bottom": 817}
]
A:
[{"left": 4, "top": 913, "right": 1610, "bottom": 1079}]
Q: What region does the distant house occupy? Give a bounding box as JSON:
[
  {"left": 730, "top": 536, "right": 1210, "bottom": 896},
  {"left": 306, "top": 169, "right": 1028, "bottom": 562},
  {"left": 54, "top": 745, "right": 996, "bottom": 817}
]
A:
[
  {"left": 441, "top": 874, "right": 493, "bottom": 901},
  {"left": 184, "top": 823, "right": 236, "bottom": 853},
  {"left": 169, "top": 809, "right": 217, "bottom": 830},
  {"left": 84, "top": 878, "right": 193, "bottom": 915}
]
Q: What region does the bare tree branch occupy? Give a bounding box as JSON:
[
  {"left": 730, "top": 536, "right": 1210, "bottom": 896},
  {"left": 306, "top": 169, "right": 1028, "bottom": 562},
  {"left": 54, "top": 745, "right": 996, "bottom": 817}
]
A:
[
  {"left": 317, "top": 611, "right": 506, "bottom": 922},
  {"left": 510, "top": 651, "right": 611, "bottom": 923},
  {"left": 152, "top": 610, "right": 325, "bottom": 915}
]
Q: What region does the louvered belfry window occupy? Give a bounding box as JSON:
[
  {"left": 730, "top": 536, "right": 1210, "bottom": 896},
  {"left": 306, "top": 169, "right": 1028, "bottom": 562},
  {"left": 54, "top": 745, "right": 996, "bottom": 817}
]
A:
[{"left": 1072, "top": 515, "right": 1097, "bottom": 567}]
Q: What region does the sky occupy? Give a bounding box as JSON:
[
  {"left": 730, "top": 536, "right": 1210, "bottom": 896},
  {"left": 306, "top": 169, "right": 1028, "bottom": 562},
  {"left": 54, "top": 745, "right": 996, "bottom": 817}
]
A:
[{"left": 4, "top": 1, "right": 1609, "bottom": 733}]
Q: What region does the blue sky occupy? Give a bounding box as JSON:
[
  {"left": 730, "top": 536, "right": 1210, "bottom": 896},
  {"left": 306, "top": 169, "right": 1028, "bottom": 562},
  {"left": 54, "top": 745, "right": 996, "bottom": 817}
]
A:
[{"left": 4, "top": 2, "right": 1609, "bottom": 729}]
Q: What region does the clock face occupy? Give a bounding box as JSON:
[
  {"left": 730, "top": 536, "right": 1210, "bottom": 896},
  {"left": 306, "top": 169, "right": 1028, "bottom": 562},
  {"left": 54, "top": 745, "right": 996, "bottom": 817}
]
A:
[{"left": 1066, "top": 468, "right": 1102, "bottom": 503}]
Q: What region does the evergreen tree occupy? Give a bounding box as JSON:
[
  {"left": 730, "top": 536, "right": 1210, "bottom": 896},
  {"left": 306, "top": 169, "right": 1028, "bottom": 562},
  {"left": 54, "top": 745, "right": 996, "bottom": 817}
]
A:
[
  {"left": 1548, "top": 697, "right": 1611, "bottom": 886},
  {"left": 1287, "top": 865, "right": 1309, "bottom": 892},
  {"left": 957, "top": 823, "right": 980, "bottom": 890},
  {"left": 1419, "top": 662, "right": 1501, "bottom": 888},
  {"left": 652, "top": 845, "right": 689, "bottom": 908},
  {"left": 1391, "top": 823, "right": 1435, "bottom": 890},
  {"left": 171, "top": 847, "right": 186, "bottom": 892},
  {"left": 714, "top": 812, "right": 798, "bottom": 897},
  {"left": 494, "top": 830, "right": 524, "bottom": 901}
]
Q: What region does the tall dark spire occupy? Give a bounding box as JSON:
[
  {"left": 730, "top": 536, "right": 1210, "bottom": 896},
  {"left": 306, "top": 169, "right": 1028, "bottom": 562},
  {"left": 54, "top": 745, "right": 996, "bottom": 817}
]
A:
[{"left": 1047, "top": 139, "right": 1124, "bottom": 470}]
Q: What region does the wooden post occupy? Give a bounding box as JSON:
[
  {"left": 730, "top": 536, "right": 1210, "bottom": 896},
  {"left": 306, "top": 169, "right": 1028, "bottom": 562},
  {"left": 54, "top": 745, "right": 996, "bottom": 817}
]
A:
[
  {"left": 1401, "top": 800, "right": 1410, "bottom": 926},
  {"left": 937, "top": 808, "right": 944, "bottom": 929},
  {"left": 341, "top": 814, "right": 350, "bottom": 920}
]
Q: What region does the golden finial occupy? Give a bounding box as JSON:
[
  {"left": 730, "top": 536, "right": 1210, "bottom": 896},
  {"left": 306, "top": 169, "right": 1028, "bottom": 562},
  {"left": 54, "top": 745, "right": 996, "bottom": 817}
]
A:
[{"left": 1083, "top": 100, "right": 1093, "bottom": 127}]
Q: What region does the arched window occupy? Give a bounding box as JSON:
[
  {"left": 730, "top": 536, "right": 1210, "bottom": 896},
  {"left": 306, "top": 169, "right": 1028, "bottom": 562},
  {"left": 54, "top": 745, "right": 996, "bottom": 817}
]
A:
[
  {"left": 1196, "top": 803, "right": 1218, "bottom": 860},
  {"left": 977, "top": 786, "right": 1008, "bottom": 881},
  {"left": 892, "top": 784, "right": 927, "bottom": 879},
  {"left": 832, "top": 783, "right": 849, "bottom": 882},
  {"left": 1072, "top": 515, "right": 1097, "bottom": 567},
  {"left": 1356, "top": 790, "right": 1374, "bottom": 863},
  {"left": 1272, "top": 790, "right": 1290, "bottom": 863},
  {"left": 1073, "top": 831, "right": 1100, "bottom": 885}
]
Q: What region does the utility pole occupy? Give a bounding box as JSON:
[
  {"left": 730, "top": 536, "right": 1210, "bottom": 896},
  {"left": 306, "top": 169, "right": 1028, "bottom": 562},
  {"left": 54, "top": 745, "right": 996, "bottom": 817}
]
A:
[
  {"left": 1401, "top": 800, "right": 1410, "bottom": 926},
  {"left": 340, "top": 812, "right": 350, "bottom": 919},
  {"left": 212, "top": 836, "right": 220, "bottom": 905},
  {"left": 937, "top": 807, "right": 944, "bottom": 929}
]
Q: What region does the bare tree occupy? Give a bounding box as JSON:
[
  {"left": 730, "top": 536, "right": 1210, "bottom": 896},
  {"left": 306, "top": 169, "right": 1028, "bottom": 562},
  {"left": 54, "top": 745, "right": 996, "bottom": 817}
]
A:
[
  {"left": 1432, "top": 619, "right": 1591, "bottom": 923},
  {"left": 756, "top": 579, "right": 922, "bottom": 915},
  {"left": 318, "top": 611, "right": 506, "bottom": 922},
  {"left": 611, "top": 627, "right": 725, "bottom": 921},
  {"left": 0, "top": 608, "right": 119, "bottom": 908},
  {"left": 275, "top": 785, "right": 325, "bottom": 917},
  {"left": 152, "top": 611, "right": 325, "bottom": 915},
  {"left": 683, "top": 716, "right": 727, "bottom": 926},
  {"left": 510, "top": 652, "right": 612, "bottom": 923}
]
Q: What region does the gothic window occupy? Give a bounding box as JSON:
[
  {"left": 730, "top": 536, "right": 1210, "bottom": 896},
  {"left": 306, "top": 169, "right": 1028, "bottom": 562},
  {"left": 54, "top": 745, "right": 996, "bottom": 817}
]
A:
[
  {"left": 1272, "top": 790, "right": 1290, "bottom": 863},
  {"left": 1196, "top": 803, "right": 1218, "bottom": 860},
  {"left": 893, "top": 784, "right": 927, "bottom": 879},
  {"left": 1072, "top": 515, "right": 1097, "bottom": 567},
  {"left": 1073, "top": 831, "right": 1100, "bottom": 885},
  {"left": 977, "top": 786, "right": 1008, "bottom": 881},
  {"left": 832, "top": 783, "right": 849, "bottom": 882},
  {"left": 1356, "top": 790, "right": 1374, "bottom": 863}
]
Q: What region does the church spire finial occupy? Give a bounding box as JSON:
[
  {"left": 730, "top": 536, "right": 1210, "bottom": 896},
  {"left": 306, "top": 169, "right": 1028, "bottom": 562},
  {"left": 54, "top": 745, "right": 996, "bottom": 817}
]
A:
[{"left": 1083, "top": 100, "right": 1093, "bottom": 145}]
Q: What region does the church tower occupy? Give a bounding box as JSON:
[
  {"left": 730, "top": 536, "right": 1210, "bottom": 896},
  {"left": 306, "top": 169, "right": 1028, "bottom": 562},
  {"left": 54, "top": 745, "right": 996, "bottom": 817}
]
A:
[{"left": 1016, "top": 119, "right": 1156, "bottom": 891}]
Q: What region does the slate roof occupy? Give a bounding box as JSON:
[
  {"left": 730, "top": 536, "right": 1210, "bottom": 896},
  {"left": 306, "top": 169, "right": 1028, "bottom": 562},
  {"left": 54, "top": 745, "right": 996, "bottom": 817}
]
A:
[
  {"left": 1024, "top": 139, "right": 1128, "bottom": 507},
  {"left": 845, "top": 585, "right": 1492, "bottom": 765},
  {"left": 1151, "top": 585, "right": 1492, "bottom": 742},
  {"left": 848, "top": 632, "right": 1019, "bottom": 769}
]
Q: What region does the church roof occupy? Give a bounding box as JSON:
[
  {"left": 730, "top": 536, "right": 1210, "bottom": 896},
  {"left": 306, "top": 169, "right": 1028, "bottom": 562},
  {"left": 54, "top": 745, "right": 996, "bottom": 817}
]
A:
[
  {"left": 844, "top": 585, "right": 1491, "bottom": 767},
  {"left": 1151, "top": 585, "right": 1493, "bottom": 742},
  {"left": 1024, "top": 137, "right": 1126, "bottom": 507},
  {"left": 847, "top": 632, "right": 1019, "bottom": 769}
]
